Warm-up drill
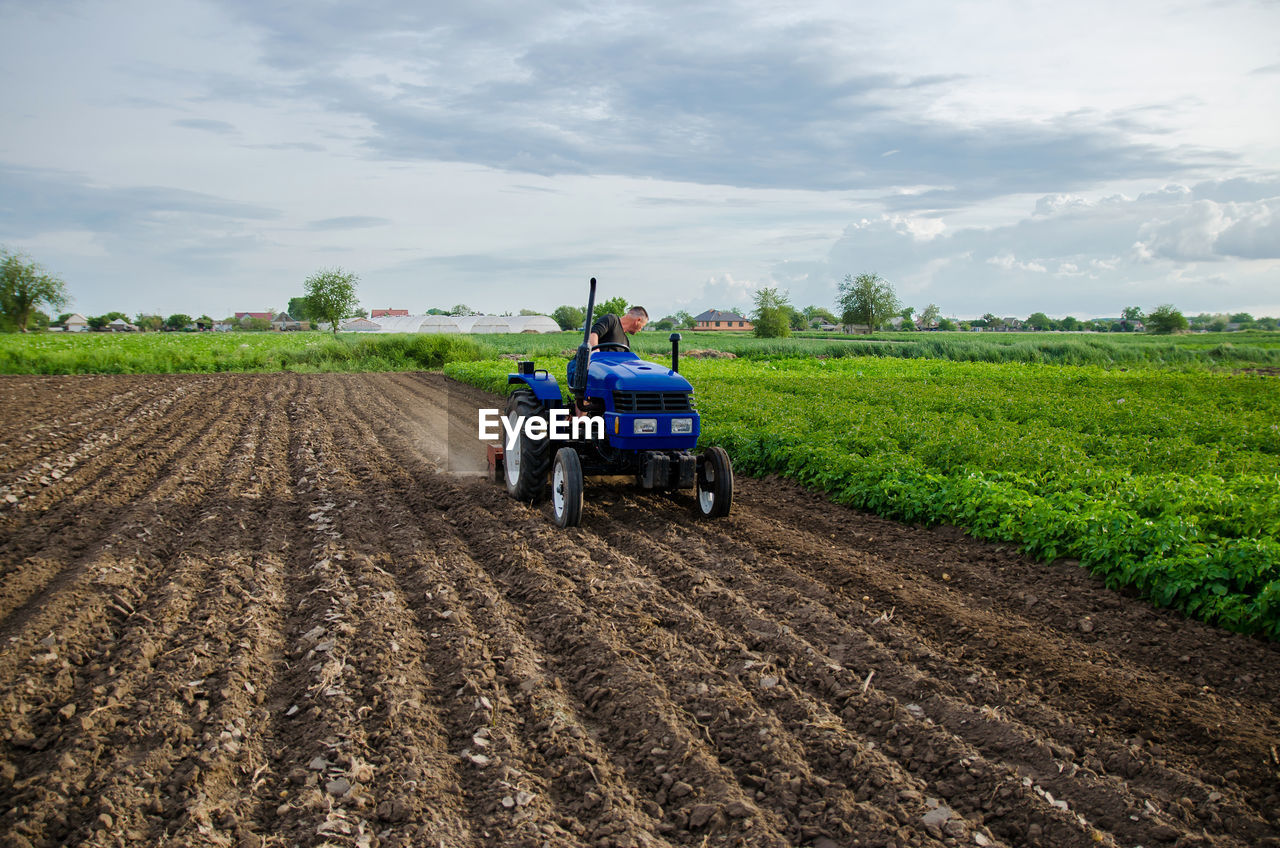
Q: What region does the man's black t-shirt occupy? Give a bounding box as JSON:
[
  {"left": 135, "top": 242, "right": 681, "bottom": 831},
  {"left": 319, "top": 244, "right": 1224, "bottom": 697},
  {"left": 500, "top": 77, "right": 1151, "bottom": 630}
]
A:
[{"left": 591, "top": 313, "right": 628, "bottom": 347}]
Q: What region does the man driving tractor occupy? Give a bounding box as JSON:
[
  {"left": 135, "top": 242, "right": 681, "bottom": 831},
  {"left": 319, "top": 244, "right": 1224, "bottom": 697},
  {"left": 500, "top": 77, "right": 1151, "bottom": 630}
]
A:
[
  {"left": 567, "top": 305, "right": 648, "bottom": 413},
  {"left": 589, "top": 305, "right": 648, "bottom": 349}
]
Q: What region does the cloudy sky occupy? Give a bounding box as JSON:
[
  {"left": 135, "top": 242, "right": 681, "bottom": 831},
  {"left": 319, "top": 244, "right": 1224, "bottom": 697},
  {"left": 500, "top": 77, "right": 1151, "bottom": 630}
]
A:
[{"left": 3, "top": 0, "right": 1278, "bottom": 321}]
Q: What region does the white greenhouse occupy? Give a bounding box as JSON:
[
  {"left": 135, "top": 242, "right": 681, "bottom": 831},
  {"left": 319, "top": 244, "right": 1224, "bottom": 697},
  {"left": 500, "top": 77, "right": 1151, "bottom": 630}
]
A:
[
  {"left": 418, "top": 315, "right": 461, "bottom": 334},
  {"left": 468, "top": 315, "right": 510, "bottom": 334},
  {"left": 506, "top": 315, "right": 562, "bottom": 334}
]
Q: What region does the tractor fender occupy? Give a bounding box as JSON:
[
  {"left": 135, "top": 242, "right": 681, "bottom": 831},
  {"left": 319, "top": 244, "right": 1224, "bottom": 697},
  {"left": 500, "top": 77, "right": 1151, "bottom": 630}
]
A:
[{"left": 507, "top": 372, "right": 564, "bottom": 407}]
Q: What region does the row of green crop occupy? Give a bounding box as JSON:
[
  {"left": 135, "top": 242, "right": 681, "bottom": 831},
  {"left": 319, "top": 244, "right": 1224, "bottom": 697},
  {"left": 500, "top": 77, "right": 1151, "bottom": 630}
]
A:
[
  {"left": 445, "top": 356, "right": 1280, "bottom": 638},
  {"left": 0, "top": 332, "right": 485, "bottom": 374}
]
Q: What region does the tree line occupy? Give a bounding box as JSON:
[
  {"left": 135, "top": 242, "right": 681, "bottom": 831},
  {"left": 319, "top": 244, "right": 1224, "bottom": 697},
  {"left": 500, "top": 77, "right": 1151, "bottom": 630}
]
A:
[
  {"left": 742, "top": 273, "right": 1274, "bottom": 338},
  {"left": 4, "top": 246, "right": 1275, "bottom": 338}
]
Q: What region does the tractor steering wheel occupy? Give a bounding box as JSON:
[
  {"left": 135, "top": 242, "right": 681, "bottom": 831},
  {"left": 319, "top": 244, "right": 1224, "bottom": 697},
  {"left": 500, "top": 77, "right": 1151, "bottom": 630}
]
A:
[{"left": 590, "top": 342, "right": 630, "bottom": 352}]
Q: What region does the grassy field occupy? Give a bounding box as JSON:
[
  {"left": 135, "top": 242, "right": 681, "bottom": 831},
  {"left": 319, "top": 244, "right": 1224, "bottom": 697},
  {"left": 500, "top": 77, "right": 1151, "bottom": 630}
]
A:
[
  {"left": 0, "top": 331, "right": 485, "bottom": 373},
  {"left": 5, "top": 327, "right": 1280, "bottom": 373}
]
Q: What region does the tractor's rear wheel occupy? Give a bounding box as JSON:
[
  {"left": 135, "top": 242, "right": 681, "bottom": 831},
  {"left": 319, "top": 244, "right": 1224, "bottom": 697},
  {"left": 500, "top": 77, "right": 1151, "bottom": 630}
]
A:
[
  {"left": 504, "top": 389, "right": 551, "bottom": 503},
  {"left": 551, "top": 447, "right": 584, "bottom": 528},
  {"left": 696, "top": 446, "right": 733, "bottom": 518}
]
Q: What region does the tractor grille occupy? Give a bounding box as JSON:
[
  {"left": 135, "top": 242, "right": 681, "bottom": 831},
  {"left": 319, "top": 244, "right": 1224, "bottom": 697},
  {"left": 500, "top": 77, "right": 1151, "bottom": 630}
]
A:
[{"left": 612, "top": 391, "right": 694, "bottom": 413}]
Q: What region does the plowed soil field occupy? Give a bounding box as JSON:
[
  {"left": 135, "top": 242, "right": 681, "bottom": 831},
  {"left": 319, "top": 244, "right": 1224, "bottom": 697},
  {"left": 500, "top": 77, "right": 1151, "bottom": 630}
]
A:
[{"left": 1, "top": 373, "right": 1277, "bottom": 848}]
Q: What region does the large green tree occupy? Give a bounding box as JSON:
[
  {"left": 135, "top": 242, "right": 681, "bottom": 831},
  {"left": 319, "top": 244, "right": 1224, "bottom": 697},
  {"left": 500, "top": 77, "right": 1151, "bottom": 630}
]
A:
[
  {"left": 593, "top": 296, "right": 630, "bottom": 321},
  {"left": 751, "top": 287, "right": 792, "bottom": 338},
  {"left": 1026, "top": 311, "right": 1054, "bottom": 331},
  {"left": 552, "top": 304, "right": 585, "bottom": 331},
  {"left": 305, "top": 267, "right": 360, "bottom": 335},
  {"left": 1, "top": 248, "right": 70, "bottom": 333},
  {"left": 1146, "top": 304, "right": 1189, "bottom": 334},
  {"left": 837, "top": 273, "right": 898, "bottom": 330},
  {"left": 135, "top": 313, "right": 164, "bottom": 332}
]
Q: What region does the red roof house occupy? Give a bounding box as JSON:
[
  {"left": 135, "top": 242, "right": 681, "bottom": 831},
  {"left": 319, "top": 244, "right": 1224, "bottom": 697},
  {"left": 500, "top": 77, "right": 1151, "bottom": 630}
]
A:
[{"left": 370, "top": 309, "right": 410, "bottom": 318}]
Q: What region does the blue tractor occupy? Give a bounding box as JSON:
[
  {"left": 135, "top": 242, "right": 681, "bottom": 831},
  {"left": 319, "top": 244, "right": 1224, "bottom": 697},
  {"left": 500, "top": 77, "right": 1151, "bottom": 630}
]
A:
[{"left": 500, "top": 278, "right": 733, "bottom": 527}]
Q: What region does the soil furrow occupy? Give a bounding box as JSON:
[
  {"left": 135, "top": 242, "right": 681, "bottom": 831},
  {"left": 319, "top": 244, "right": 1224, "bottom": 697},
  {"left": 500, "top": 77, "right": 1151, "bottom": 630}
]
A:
[
  {"left": 0, "top": 376, "right": 237, "bottom": 627},
  {"left": 662, "top": 480, "right": 1280, "bottom": 827},
  {"left": 243, "top": 375, "right": 477, "bottom": 848},
  {"left": 0, "top": 377, "right": 246, "bottom": 646},
  {"left": 591, "top": 490, "right": 1234, "bottom": 846},
  {"left": 0, "top": 376, "right": 173, "bottom": 480}
]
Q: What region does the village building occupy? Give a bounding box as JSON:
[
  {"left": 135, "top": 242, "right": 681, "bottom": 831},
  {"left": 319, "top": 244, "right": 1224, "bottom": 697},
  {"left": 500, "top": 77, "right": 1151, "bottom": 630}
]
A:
[
  {"left": 692, "top": 309, "right": 753, "bottom": 331},
  {"left": 62, "top": 313, "right": 89, "bottom": 332},
  {"left": 271, "top": 312, "right": 307, "bottom": 331}
]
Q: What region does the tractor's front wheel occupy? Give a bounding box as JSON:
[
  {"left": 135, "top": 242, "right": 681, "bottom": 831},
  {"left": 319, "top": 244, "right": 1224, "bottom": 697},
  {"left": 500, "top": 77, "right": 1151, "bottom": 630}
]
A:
[
  {"left": 551, "top": 447, "right": 584, "bottom": 528},
  {"left": 504, "top": 389, "right": 551, "bottom": 503},
  {"left": 696, "top": 446, "right": 733, "bottom": 518}
]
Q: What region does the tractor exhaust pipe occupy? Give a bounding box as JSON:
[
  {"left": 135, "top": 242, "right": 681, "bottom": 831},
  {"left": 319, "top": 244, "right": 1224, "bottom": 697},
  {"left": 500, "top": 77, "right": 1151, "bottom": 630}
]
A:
[
  {"left": 571, "top": 277, "right": 596, "bottom": 396},
  {"left": 669, "top": 332, "right": 681, "bottom": 373}
]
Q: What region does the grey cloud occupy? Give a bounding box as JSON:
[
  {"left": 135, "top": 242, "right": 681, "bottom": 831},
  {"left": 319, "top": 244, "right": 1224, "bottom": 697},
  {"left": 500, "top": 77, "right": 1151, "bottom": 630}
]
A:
[
  {"left": 248, "top": 141, "right": 325, "bottom": 152},
  {"left": 0, "top": 164, "right": 279, "bottom": 237},
  {"left": 1214, "top": 201, "right": 1280, "bottom": 259},
  {"left": 172, "top": 118, "right": 238, "bottom": 134},
  {"left": 207, "top": 1, "right": 1198, "bottom": 198},
  {"left": 306, "top": 216, "right": 391, "bottom": 230},
  {"left": 1190, "top": 177, "right": 1280, "bottom": 203},
  {"left": 386, "top": 249, "right": 625, "bottom": 277}
]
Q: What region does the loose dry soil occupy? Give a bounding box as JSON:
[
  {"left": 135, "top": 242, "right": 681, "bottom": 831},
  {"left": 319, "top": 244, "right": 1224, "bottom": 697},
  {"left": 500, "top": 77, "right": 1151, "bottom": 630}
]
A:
[{"left": 1, "top": 373, "right": 1277, "bottom": 848}]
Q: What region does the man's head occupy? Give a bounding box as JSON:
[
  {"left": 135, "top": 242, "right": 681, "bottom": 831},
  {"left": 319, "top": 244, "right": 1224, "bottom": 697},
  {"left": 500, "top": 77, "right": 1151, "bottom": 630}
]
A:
[{"left": 620, "top": 305, "right": 648, "bottom": 334}]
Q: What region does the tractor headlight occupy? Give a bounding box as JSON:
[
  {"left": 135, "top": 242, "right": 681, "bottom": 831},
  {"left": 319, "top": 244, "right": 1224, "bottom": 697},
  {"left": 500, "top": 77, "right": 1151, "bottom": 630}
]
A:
[
  {"left": 633, "top": 418, "right": 657, "bottom": 434},
  {"left": 671, "top": 418, "right": 693, "bottom": 434}
]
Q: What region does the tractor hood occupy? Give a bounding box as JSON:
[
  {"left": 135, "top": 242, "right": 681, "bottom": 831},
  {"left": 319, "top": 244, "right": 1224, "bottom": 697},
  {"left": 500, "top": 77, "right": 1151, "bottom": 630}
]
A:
[{"left": 587, "top": 352, "right": 694, "bottom": 393}]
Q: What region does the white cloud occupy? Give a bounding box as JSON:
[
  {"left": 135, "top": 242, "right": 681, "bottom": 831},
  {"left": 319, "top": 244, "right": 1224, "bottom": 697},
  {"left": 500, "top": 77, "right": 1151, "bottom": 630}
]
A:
[
  {"left": 988, "top": 253, "right": 1047, "bottom": 273},
  {"left": 828, "top": 179, "right": 1280, "bottom": 316}
]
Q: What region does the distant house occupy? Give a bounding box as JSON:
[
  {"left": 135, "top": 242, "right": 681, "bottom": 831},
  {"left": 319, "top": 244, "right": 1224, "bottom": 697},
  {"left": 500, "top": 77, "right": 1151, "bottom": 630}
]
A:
[
  {"left": 271, "top": 312, "right": 306, "bottom": 331},
  {"left": 235, "top": 311, "right": 274, "bottom": 322},
  {"left": 692, "top": 309, "right": 753, "bottom": 331},
  {"left": 370, "top": 309, "right": 409, "bottom": 318},
  {"left": 213, "top": 322, "right": 236, "bottom": 332},
  {"left": 63, "top": 313, "right": 88, "bottom": 332},
  {"left": 107, "top": 317, "right": 138, "bottom": 332}
]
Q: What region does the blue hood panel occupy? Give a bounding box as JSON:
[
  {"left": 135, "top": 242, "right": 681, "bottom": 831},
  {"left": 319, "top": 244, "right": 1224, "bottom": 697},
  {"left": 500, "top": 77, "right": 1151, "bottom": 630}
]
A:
[{"left": 587, "top": 352, "right": 693, "bottom": 394}]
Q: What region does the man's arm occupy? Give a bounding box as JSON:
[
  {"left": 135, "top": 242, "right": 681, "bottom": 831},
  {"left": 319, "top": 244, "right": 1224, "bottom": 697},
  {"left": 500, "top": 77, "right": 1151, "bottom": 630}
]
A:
[{"left": 588, "top": 331, "right": 599, "bottom": 347}]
